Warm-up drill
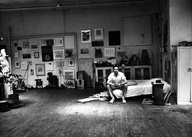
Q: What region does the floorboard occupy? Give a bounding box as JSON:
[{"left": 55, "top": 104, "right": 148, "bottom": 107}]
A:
[{"left": 0, "top": 88, "right": 192, "bottom": 137}]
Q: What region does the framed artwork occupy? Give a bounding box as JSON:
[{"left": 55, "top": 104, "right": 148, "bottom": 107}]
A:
[
  {"left": 15, "top": 61, "right": 20, "bottom": 69},
  {"left": 81, "top": 29, "right": 91, "bottom": 43},
  {"left": 94, "top": 28, "right": 104, "bottom": 40},
  {"left": 23, "top": 42, "right": 29, "bottom": 49},
  {"left": 64, "top": 35, "right": 75, "bottom": 49},
  {"left": 14, "top": 52, "right": 19, "bottom": 59},
  {"left": 34, "top": 52, "right": 39, "bottom": 58},
  {"left": 104, "top": 48, "right": 115, "bottom": 57},
  {"left": 21, "top": 62, "right": 28, "bottom": 70},
  {"left": 65, "top": 49, "right": 73, "bottom": 58},
  {"left": 92, "top": 41, "right": 104, "bottom": 47},
  {"left": 46, "top": 62, "right": 54, "bottom": 71},
  {"left": 30, "top": 43, "right": 38, "bottom": 50},
  {"left": 35, "top": 64, "right": 45, "bottom": 76},
  {"left": 53, "top": 49, "right": 65, "bottom": 59},
  {"left": 54, "top": 38, "right": 63, "bottom": 46},
  {"left": 23, "top": 54, "right": 31, "bottom": 59},
  {"left": 69, "top": 60, "right": 75, "bottom": 67},
  {"left": 17, "top": 47, "right": 22, "bottom": 51},
  {"left": 108, "top": 31, "right": 121, "bottom": 46},
  {"left": 64, "top": 70, "right": 75, "bottom": 80},
  {"left": 65, "top": 79, "right": 76, "bottom": 89}
]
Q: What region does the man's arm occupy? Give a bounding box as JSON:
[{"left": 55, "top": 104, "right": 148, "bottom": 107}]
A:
[{"left": 107, "top": 74, "right": 114, "bottom": 86}]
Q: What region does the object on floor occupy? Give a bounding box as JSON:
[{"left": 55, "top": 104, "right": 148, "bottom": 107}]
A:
[
  {"left": 35, "top": 79, "right": 43, "bottom": 88},
  {"left": 7, "top": 93, "right": 22, "bottom": 108},
  {"left": 78, "top": 91, "right": 109, "bottom": 103},
  {"left": 152, "top": 80, "right": 165, "bottom": 105},
  {"left": 0, "top": 100, "right": 9, "bottom": 112},
  {"left": 142, "top": 98, "right": 154, "bottom": 105}
]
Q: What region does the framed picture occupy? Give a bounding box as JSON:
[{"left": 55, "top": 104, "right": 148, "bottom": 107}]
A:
[
  {"left": 22, "top": 54, "right": 31, "bottom": 59},
  {"left": 53, "top": 49, "right": 65, "bottom": 59},
  {"left": 64, "top": 70, "right": 75, "bottom": 80},
  {"left": 21, "top": 62, "right": 28, "bottom": 70},
  {"left": 104, "top": 48, "right": 115, "bottom": 57},
  {"left": 30, "top": 42, "right": 38, "bottom": 50},
  {"left": 54, "top": 38, "right": 63, "bottom": 46},
  {"left": 81, "top": 29, "right": 91, "bottom": 43},
  {"left": 69, "top": 60, "right": 75, "bottom": 67},
  {"left": 94, "top": 28, "right": 104, "bottom": 40},
  {"left": 14, "top": 52, "right": 19, "bottom": 59},
  {"left": 64, "top": 35, "right": 75, "bottom": 49},
  {"left": 34, "top": 52, "right": 39, "bottom": 58},
  {"left": 35, "top": 64, "right": 45, "bottom": 76},
  {"left": 23, "top": 42, "right": 29, "bottom": 49},
  {"left": 15, "top": 61, "right": 20, "bottom": 69},
  {"left": 108, "top": 31, "right": 121, "bottom": 46}
]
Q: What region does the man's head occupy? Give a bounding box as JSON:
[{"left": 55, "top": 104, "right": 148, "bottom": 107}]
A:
[{"left": 113, "top": 66, "right": 119, "bottom": 76}]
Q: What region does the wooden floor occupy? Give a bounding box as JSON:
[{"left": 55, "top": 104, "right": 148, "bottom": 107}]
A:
[{"left": 0, "top": 88, "right": 192, "bottom": 137}]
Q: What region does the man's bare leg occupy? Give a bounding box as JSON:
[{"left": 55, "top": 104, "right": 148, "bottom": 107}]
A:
[
  {"left": 107, "top": 85, "right": 115, "bottom": 103},
  {"left": 122, "top": 84, "right": 128, "bottom": 103}
]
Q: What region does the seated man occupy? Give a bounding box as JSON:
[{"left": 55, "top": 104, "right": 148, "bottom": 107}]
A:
[{"left": 107, "top": 65, "right": 128, "bottom": 103}]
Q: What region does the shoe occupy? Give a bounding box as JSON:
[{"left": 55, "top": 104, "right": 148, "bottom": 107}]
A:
[
  {"left": 109, "top": 98, "right": 115, "bottom": 103},
  {"left": 122, "top": 98, "right": 126, "bottom": 103}
]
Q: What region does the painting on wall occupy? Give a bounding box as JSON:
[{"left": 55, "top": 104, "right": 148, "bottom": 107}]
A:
[
  {"left": 104, "top": 48, "right": 115, "bottom": 57},
  {"left": 35, "top": 64, "right": 45, "bottom": 76},
  {"left": 14, "top": 52, "right": 19, "bottom": 59},
  {"left": 69, "top": 59, "right": 75, "bottom": 67},
  {"left": 92, "top": 41, "right": 104, "bottom": 47},
  {"left": 21, "top": 62, "right": 28, "bottom": 70},
  {"left": 23, "top": 54, "right": 31, "bottom": 59},
  {"left": 30, "top": 43, "right": 38, "bottom": 50},
  {"left": 64, "top": 35, "right": 75, "bottom": 49},
  {"left": 23, "top": 42, "right": 29, "bottom": 49},
  {"left": 34, "top": 52, "right": 39, "bottom": 58},
  {"left": 94, "top": 28, "right": 104, "bottom": 40},
  {"left": 53, "top": 49, "right": 65, "bottom": 59},
  {"left": 15, "top": 61, "right": 20, "bottom": 69},
  {"left": 46, "top": 62, "right": 54, "bottom": 71},
  {"left": 64, "top": 70, "right": 75, "bottom": 80},
  {"left": 81, "top": 29, "right": 91, "bottom": 43},
  {"left": 54, "top": 38, "right": 63, "bottom": 46},
  {"left": 108, "top": 31, "right": 121, "bottom": 46}
]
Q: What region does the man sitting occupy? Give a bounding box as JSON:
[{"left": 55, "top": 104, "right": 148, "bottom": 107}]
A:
[{"left": 107, "top": 65, "right": 128, "bottom": 103}]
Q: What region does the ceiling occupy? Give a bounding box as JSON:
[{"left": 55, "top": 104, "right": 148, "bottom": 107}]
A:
[{"left": 0, "top": 0, "right": 150, "bottom": 11}]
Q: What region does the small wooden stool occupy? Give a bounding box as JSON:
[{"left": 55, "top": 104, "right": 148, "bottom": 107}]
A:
[{"left": 35, "top": 79, "right": 43, "bottom": 88}]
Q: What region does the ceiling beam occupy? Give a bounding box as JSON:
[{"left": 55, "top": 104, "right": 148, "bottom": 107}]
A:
[{"left": 0, "top": 0, "right": 149, "bottom": 12}]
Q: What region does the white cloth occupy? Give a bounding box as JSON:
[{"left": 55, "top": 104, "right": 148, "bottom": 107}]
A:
[{"left": 113, "top": 89, "right": 124, "bottom": 98}]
